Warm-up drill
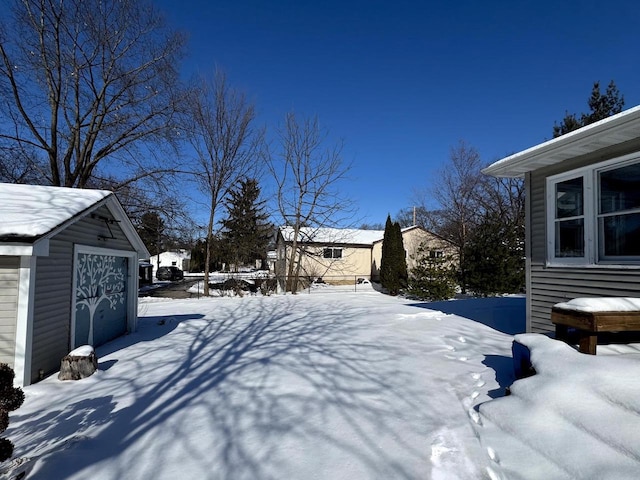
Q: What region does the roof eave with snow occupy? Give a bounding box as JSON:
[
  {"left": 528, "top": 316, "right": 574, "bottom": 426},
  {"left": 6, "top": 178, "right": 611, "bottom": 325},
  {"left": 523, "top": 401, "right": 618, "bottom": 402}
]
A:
[
  {"left": 0, "top": 183, "right": 150, "bottom": 258},
  {"left": 482, "top": 105, "right": 640, "bottom": 178}
]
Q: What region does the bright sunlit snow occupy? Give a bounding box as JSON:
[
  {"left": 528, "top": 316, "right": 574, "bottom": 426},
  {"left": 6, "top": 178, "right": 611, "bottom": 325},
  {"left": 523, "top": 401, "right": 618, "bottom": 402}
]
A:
[
  {"left": 553, "top": 296, "right": 640, "bottom": 312},
  {"left": 0, "top": 183, "right": 111, "bottom": 238},
  {"left": 3, "top": 287, "right": 640, "bottom": 480}
]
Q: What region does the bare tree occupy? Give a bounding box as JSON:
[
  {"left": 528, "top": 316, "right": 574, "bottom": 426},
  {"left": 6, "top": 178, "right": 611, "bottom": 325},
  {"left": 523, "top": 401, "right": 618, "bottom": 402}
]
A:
[
  {"left": 188, "top": 71, "right": 261, "bottom": 296},
  {"left": 420, "top": 140, "right": 484, "bottom": 292},
  {"left": 415, "top": 141, "right": 526, "bottom": 294},
  {"left": 268, "top": 113, "right": 352, "bottom": 293},
  {"left": 477, "top": 175, "right": 525, "bottom": 225},
  {"left": 0, "top": 0, "right": 187, "bottom": 189}
]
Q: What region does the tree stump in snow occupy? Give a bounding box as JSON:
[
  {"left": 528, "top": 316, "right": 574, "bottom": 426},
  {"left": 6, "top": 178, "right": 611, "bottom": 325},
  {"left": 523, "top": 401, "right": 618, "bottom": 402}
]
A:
[{"left": 58, "top": 345, "right": 98, "bottom": 381}]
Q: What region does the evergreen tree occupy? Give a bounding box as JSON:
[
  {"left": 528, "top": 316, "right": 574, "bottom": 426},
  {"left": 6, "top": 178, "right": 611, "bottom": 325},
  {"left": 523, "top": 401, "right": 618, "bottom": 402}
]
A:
[
  {"left": 190, "top": 237, "right": 227, "bottom": 272},
  {"left": 0, "top": 363, "right": 24, "bottom": 462},
  {"left": 408, "top": 244, "right": 457, "bottom": 301},
  {"left": 394, "top": 221, "right": 408, "bottom": 287},
  {"left": 553, "top": 80, "right": 624, "bottom": 137},
  {"left": 380, "top": 215, "right": 408, "bottom": 295},
  {"left": 220, "top": 179, "right": 271, "bottom": 270},
  {"left": 463, "top": 213, "right": 525, "bottom": 296},
  {"left": 136, "top": 212, "right": 165, "bottom": 257}
]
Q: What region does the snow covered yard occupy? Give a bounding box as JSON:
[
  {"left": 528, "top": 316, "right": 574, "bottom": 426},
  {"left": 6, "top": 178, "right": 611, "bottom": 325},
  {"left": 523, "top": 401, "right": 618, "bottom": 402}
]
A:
[{"left": 4, "top": 287, "right": 640, "bottom": 479}]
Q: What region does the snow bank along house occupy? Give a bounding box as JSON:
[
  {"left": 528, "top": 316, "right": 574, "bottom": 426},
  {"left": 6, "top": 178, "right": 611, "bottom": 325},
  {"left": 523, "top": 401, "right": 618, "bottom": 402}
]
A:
[
  {"left": 483, "top": 105, "right": 640, "bottom": 335},
  {"left": 0, "top": 183, "right": 149, "bottom": 386},
  {"left": 275, "top": 225, "right": 456, "bottom": 286}
]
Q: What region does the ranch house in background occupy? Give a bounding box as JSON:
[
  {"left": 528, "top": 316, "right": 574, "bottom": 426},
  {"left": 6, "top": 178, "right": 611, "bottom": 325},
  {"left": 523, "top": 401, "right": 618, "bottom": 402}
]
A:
[
  {"left": 0, "top": 184, "right": 149, "bottom": 386},
  {"left": 274, "top": 225, "right": 456, "bottom": 287},
  {"left": 483, "top": 105, "right": 640, "bottom": 334}
]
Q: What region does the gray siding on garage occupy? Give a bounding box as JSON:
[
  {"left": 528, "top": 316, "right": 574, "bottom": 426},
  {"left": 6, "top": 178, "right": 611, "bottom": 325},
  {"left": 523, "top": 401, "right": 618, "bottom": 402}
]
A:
[
  {"left": 528, "top": 138, "right": 640, "bottom": 334},
  {"left": 0, "top": 256, "right": 19, "bottom": 368},
  {"left": 30, "top": 205, "right": 134, "bottom": 383}
]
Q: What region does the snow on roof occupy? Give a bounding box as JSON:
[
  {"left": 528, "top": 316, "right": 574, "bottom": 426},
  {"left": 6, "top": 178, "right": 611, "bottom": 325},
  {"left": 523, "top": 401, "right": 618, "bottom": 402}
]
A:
[
  {"left": 483, "top": 104, "right": 640, "bottom": 178},
  {"left": 279, "top": 226, "right": 385, "bottom": 245},
  {"left": 554, "top": 297, "right": 640, "bottom": 313},
  {"left": 0, "top": 183, "right": 112, "bottom": 240}
]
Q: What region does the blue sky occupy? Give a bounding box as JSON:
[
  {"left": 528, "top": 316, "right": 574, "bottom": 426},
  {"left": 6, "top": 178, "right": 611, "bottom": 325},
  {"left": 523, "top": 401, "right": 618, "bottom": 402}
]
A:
[{"left": 155, "top": 0, "right": 640, "bottom": 226}]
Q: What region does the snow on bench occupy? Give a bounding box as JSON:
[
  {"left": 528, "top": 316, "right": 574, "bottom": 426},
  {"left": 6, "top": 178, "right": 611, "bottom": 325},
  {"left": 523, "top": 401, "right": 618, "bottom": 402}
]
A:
[{"left": 551, "top": 297, "right": 640, "bottom": 355}]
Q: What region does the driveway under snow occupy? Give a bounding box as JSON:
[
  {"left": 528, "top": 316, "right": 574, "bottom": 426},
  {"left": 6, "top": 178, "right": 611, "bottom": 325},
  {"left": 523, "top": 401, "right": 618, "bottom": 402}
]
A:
[
  {"left": 4, "top": 287, "right": 525, "bottom": 479},
  {"left": 7, "top": 287, "right": 640, "bottom": 479}
]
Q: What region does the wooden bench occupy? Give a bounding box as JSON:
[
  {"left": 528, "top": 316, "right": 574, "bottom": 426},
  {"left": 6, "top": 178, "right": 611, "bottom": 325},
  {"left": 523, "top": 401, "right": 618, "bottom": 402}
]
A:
[{"left": 551, "top": 306, "right": 640, "bottom": 354}]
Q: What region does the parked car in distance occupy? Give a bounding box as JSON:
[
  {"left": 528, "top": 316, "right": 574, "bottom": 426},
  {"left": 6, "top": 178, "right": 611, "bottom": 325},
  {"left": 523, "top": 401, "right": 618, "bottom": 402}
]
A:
[{"left": 156, "top": 266, "right": 184, "bottom": 281}]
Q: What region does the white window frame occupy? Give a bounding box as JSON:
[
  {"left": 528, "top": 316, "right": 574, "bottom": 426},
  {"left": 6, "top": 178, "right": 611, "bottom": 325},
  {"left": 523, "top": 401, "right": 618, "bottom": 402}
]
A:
[{"left": 546, "top": 152, "right": 640, "bottom": 266}]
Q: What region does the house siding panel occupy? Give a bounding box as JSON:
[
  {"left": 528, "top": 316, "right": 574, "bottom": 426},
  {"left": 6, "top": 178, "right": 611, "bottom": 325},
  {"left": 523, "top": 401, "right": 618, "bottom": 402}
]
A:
[
  {"left": 527, "top": 139, "right": 640, "bottom": 334},
  {"left": 30, "top": 205, "right": 134, "bottom": 383},
  {"left": 529, "top": 265, "right": 640, "bottom": 334},
  {"left": 0, "top": 256, "right": 19, "bottom": 368}
]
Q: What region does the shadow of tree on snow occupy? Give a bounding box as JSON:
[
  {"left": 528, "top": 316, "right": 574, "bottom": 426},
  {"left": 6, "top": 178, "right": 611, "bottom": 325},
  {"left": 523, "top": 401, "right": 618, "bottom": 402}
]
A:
[
  {"left": 10, "top": 297, "right": 441, "bottom": 479},
  {"left": 408, "top": 296, "right": 526, "bottom": 335}
]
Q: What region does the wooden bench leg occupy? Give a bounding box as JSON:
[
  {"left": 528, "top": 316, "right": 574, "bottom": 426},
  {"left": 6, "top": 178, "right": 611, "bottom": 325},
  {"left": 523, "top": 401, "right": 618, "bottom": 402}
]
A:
[
  {"left": 555, "top": 324, "right": 569, "bottom": 341},
  {"left": 578, "top": 333, "right": 597, "bottom": 355}
]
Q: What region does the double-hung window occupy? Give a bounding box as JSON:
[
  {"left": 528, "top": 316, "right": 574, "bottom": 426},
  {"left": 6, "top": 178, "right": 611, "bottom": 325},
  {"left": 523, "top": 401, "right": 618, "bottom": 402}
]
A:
[
  {"left": 598, "top": 162, "right": 640, "bottom": 260},
  {"left": 554, "top": 176, "right": 585, "bottom": 259},
  {"left": 547, "top": 154, "right": 640, "bottom": 265},
  {"left": 323, "top": 248, "right": 343, "bottom": 259}
]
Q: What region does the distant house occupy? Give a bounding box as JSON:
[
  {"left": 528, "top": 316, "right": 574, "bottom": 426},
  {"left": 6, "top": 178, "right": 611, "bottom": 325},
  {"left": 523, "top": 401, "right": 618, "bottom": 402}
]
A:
[
  {"left": 371, "top": 225, "right": 456, "bottom": 281},
  {"left": 148, "top": 249, "right": 191, "bottom": 273},
  {"left": 483, "top": 105, "right": 640, "bottom": 334},
  {"left": 0, "top": 183, "right": 149, "bottom": 386},
  {"left": 275, "top": 225, "right": 456, "bottom": 286}
]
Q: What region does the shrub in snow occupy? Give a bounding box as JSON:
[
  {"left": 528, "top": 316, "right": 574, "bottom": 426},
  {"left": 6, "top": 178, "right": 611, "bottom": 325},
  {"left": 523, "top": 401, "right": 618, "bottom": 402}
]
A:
[
  {"left": 0, "top": 363, "right": 24, "bottom": 462},
  {"left": 407, "top": 244, "right": 457, "bottom": 301},
  {"left": 463, "top": 212, "right": 524, "bottom": 296}
]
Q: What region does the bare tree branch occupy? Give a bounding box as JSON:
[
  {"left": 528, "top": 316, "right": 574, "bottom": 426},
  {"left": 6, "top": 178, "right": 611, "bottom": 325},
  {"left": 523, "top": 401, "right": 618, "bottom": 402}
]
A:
[
  {"left": 186, "top": 70, "right": 262, "bottom": 296},
  {"left": 0, "top": 0, "right": 188, "bottom": 189},
  {"left": 268, "top": 112, "right": 353, "bottom": 293}
]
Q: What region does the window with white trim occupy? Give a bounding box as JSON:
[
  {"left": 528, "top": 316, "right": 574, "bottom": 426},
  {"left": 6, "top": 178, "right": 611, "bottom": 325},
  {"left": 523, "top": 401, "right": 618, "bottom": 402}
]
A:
[{"left": 547, "top": 155, "right": 640, "bottom": 265}]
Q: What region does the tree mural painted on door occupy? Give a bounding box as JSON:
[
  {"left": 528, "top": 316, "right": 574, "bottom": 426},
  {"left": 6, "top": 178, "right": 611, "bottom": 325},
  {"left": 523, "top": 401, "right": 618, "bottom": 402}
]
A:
[{"left": 75, "top": 254, "right": 128, "bottom": 347}]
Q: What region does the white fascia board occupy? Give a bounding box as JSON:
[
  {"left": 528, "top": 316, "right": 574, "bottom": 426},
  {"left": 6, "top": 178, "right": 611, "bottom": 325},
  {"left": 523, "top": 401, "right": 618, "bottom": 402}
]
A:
[
  {"left": 483, "top": 105, "right": 640, "bottom": 178},
  {"left": 0, "top": 239, "right": 50, "bottom": 257}
]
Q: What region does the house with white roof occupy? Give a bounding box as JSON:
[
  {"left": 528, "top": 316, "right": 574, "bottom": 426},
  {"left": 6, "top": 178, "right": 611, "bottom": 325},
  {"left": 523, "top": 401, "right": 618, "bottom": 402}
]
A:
[
  {"left": 275, "top": 225, "right": 455, "bottom": 287},
  {"left": 0, "top": 183, "right": 149, "bottom": 385},
  {"left": 148, "top": 249, "right": 191, "bottom": 274},
  {"left": 483, "top": 105, "right": 640, "bottom": 335}
]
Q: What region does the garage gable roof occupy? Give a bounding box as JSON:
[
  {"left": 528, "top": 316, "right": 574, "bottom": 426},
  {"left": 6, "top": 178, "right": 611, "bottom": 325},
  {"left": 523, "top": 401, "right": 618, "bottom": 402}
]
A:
[
  {"left": 0, "top": 183, "right": 149, "bottom": 257},
  {"left": 483, "top": 105, "right": 640, "bottom": 178},
  {"left": 0, "top": 183, "right": 111, "bottom": 240}
]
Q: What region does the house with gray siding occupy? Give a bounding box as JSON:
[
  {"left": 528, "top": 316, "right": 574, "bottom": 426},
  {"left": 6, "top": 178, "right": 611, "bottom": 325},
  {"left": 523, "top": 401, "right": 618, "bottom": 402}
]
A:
[
  {"left": 0, "top": 183, "right": 149, "bottom": 386},
  {"left": 483, "top": 105, "right": 640, "bottom": 334}
]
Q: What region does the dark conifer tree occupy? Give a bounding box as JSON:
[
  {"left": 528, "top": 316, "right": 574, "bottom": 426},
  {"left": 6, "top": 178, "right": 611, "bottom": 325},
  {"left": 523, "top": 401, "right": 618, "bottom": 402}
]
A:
[
  {"left": 463, "top": 213, "right": 524, "bottom": 296},
  {"left": 408, "top": 243, "right": 457, "bottom": 301},
  {"left": 553, "top": 80, "right": 624, "bottom": 137},
  {"left": 220, "top": 179, "right": 271, "bottom": 270},
  {"left": 136, "top": 212, "right": 165, "bottom": 256},
  {"left": 380, "top": 216, "right": 395, "bottom": 293},
  {"left": 394, "top": 221, "right": 408, "bottom": 288},
  {"left": 380, "top": 215, "right": 408, "bottom": 295}
]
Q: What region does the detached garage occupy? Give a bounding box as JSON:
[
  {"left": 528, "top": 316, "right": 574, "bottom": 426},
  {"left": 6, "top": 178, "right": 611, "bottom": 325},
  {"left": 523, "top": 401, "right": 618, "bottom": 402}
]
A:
[{"left": 0, "top": 183, "right": 149, "bottom": 386}]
